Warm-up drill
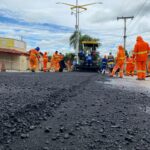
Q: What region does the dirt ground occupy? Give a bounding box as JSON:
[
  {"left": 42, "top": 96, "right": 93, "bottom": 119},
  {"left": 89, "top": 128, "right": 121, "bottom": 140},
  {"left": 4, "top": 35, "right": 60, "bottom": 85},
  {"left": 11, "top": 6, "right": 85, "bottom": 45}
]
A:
[{"left": 0, "top": 72, "right": 150, "bottom": 150}]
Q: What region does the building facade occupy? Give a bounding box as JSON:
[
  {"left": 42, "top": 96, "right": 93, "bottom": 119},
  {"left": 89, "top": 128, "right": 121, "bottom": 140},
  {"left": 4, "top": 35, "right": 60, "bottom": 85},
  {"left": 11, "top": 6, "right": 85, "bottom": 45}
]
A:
[{"left": 0, "top": 37, "right": 29, "bottom": 71}]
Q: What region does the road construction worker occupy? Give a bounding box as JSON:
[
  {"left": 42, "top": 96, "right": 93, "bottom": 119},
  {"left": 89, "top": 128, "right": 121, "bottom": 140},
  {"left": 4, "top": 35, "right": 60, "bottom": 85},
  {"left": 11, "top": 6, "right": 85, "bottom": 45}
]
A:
[
  {"left": 86, "top": 54, "right": 93, "bottom": 66},
  {"left": 59, "top": 53, "right": 66, "bottom": 72},
  {"left": 111, "top": 45, "right": 125, "bottom": 78},
  {"left": 130, "top": 56, "right": 135, "bottom": 76},
  {"left": 126, "top": 56, "right": 135, "bottom": 76},
  {"left": 101, "top": 55, "right": 107, "bottom": 75},
  {"left": 126, "top": 56, "right": 131, "bottom": 76},
  {"left": 107, "top": 52, "right": 115, "bottom": 75},
  {"left": 133, "top": 36, "right": 150, "bottom": 80},
  {"left": 98, "top": 58, "right": 102, "bottom": 73},
  {"left": 72, "top": 59, "right": 77, "bottom": 71},
  {"left": 43, "top": 52, "right": 48, "bottom": 72},
  {"left": 148, "top": 61, "right": 150, "bottom": 73},
  {"left": 29, "top": 47, "right": 40, "bottom": 72},
  {"left": 51, "top": 51, "right": 60, "bottom": 72}
]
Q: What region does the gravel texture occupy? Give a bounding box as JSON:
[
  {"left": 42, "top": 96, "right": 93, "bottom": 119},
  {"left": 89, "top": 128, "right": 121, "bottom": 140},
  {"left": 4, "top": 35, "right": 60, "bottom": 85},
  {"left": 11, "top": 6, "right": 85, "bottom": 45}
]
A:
[{"left": 0, "top": 72, "right": 150, "bottom": 150}]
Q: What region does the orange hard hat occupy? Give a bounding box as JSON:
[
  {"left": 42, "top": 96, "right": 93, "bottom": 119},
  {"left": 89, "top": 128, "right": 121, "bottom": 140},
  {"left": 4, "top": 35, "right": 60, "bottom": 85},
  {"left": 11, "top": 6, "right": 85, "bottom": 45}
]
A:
[
  {"left": 118, "top": 45, "right": 124, "bottom": 50},
  {"left": 136, "top": 36, "right": 143, "bottom": 42}
]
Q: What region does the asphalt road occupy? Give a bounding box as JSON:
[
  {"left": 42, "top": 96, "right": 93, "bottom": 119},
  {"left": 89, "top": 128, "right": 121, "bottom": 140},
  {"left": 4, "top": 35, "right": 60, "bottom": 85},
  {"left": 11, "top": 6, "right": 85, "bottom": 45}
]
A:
[{"left": 0, "top": 72, "right": 150, "bottom": 150}]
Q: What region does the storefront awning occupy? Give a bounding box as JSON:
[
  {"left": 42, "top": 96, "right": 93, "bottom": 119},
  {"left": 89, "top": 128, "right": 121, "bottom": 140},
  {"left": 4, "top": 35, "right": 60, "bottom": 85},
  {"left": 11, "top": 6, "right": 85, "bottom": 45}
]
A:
[{"left": 0, "top": 48, "right": 29, "bottom": 56}]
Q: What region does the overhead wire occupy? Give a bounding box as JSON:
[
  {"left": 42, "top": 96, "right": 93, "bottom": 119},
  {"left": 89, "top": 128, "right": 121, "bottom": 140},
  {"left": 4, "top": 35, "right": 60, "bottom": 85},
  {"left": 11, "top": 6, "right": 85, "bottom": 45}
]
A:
[
  {"left": 127, "top": 0, "right": 148, "bottom": 33},
  {"left": 107, "top": 0, "right": 138, "bottom": 53},
  {"left": 111, "top": 0, "right": 133, "bottom": 50},
  {"left": 115, "top": 0, "right": 149, "bottom": 51},
  {"left": 125, "top": 0, "right": 149, "bottom": 49},
  {"left": 128, "top": 31, "right": 150, "bottom": 37}
]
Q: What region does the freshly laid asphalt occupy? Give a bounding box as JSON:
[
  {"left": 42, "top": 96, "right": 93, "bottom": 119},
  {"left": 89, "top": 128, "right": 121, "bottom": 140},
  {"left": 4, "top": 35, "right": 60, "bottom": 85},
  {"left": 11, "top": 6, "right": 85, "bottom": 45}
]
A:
[{"left": 0, "top": 72, "right": 150, "bottom": 150}]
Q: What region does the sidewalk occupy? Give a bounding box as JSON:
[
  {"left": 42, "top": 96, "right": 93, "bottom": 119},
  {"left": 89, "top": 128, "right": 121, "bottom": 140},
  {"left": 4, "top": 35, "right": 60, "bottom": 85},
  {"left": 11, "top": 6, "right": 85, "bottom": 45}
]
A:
[{"left": 103, "top": 75, "right": 150, "bottom": 96}]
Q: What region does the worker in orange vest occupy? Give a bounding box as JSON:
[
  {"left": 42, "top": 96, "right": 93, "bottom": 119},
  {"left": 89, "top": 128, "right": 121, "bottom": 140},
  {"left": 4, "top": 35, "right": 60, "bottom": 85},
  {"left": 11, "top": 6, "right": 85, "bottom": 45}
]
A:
[
  {"left": 126, "top": 56, "right": 135, "bottom": 76},
  {"left": 29, "top": 47, "right": 40, "bottom": 72},
  {"left": 133, "top": 36, "right": 150, "bottom": 80},
  {"left": 148, "top": 61, "right": 150, "bottom": 73},
  {"left": 110, "top": 45, "right": 125, "bottom": 78},
  {"left": 43, "top": 52, "right": 48, "bottom": 72},
  {"left": 51, "top": 51, "right": 60, "bottom": 72},
  {"left": 130, "top": 56, "right": 135, "bottom": 76},
  {"left": 126, "top": 56, "right": 131, "bottom": 76}
]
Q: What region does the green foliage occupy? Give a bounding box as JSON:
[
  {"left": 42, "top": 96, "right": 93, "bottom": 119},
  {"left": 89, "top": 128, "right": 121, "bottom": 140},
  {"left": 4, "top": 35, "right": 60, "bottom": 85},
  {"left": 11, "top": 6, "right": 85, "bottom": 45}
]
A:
[
  {"left": 94, "top": 53, "right": 100, "bottom": 61},
  {"left": 64, "top": 53, "right": 75, "bottom": 61},
  {"left": 69, "top": 31, "right": 81, "bottom": 50},
  {"left": 48, "top": 56, "right": 52, "bottom": 62},
  {"left": 69, "top": 31, "right": 100, "bottom": 50}
]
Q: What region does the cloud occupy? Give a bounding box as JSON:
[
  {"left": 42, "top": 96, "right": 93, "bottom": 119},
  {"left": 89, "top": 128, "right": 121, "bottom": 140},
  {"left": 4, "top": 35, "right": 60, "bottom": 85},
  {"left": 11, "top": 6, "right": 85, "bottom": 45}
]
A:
[{"left": 0, "top": 0, "right": 150, "bottom": 56}]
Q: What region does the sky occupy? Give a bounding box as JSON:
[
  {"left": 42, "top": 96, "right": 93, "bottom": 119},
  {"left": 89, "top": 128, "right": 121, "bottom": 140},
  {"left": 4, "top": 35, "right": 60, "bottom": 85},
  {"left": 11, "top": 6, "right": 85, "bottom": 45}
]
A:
[{"left": 0, "top": 0, "right": 150, "bottom": 55}]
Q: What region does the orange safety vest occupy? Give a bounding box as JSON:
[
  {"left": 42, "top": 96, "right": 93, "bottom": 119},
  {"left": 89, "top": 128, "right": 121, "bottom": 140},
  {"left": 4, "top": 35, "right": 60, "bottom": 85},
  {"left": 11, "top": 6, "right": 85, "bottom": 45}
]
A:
[
  {"left": 43, "top": 54, "right": 48, "bottom": 63},
  {"left": 133, "top": 36, "right": 150, "bottom": 62},
  {"left": 29, "top": 49, "right": 39, "bottom": 59},
  {"left": 116, "top": 46, "right": 125, "bottom": 64}
]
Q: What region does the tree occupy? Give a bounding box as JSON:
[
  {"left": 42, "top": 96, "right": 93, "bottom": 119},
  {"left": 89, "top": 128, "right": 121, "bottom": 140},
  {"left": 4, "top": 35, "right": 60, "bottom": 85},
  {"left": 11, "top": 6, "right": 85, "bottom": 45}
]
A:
[
  {"left": 79, "top": 34, "right": 100, "bottom": 51},
  {"left": 69, "top": 31, "right": 81, "bottom": 50},
  {"left": 69, "top": 31, "right": 100, "bottom": 51},
  {"left": 48, "top": 56, "right": 52, "bottom": 62},
  {"left": 64, "top": 53, "right": 75, "bottom": 62}
]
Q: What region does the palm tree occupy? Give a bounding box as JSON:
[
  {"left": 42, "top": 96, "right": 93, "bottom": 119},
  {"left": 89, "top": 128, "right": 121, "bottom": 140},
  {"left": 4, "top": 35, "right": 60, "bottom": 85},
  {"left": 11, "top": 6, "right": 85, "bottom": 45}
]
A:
[
  {"left": 69, "top": 31, "right": 81, "bottom": 50},
  {"left": 69, "top": 31, "right": 100, "bottom": 51}
]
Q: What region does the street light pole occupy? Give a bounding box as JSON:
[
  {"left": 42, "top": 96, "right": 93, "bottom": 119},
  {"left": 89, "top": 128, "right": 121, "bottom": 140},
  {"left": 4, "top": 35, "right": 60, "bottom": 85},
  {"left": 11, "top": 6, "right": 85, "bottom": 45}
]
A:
[
  {"left": 76, "top": 0, "right": 79, "bottom": 64},
  {"left": 56, "top": 1, "right": 103, "bottom": 64}
]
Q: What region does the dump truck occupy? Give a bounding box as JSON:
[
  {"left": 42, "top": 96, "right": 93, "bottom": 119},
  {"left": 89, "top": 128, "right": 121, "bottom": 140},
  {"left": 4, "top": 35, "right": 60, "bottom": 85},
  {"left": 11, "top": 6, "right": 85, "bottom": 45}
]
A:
[{"left": 75, "top": 41, "right": 100, "bottom": 72}]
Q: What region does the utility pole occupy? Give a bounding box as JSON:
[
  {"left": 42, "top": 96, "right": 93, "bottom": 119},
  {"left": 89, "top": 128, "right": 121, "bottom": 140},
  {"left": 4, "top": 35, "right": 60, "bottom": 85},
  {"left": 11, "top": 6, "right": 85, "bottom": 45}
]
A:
[
  {"left": 117, "top": 16, "right": 134, "bottom": 51},
  {"left": 57, "top": 1, "right": 102, "bottom": 64},
  {"left": 20, "top": 36, "right": 23, "bottom": 41}
]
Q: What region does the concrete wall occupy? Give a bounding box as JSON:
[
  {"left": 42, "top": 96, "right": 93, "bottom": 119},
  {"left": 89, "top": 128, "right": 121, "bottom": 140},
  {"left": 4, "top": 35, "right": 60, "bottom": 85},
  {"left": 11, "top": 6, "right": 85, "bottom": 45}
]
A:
[
  {"left": 19, "top": 55, "right": 28, "bottom": 71},
  {"left": 0, "top": 53, "right": 28, "bottom": 71},
  {"left": 0, "top": 37, "right": 28, "bottom": 71}
]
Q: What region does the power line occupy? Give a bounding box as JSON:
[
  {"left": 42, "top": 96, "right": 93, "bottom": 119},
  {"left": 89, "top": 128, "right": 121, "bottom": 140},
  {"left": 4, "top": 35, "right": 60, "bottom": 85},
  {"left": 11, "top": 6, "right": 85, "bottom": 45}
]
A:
[
  {"left": 128, "top": 0, "right": 148, "bottom": 32},
  {"left": 128, "top": 31, "right": 150, "bottom": 37},
  {"left": 110, "top": 0, "right": 133, "bottom": 50}
]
